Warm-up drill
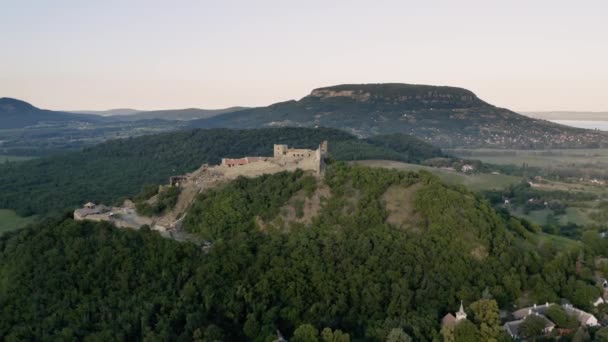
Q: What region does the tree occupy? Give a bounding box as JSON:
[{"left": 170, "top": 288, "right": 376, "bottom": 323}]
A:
[
  {"left": 469, "top": 299, "right": 501, "bottom": 342},
  {"left": 595, "top": 327, "right": 608, "bottom": 342},
  {"left": 292, "top": 324, "right": 319, "bottom": 342},
  {"left": 321, "top": 328, "right": 350, "bottom": 342},
  {"left": 454, "top": 320, "right": 479, "bottom": 342},
  {"left": 545, "top": 304, "right": 578, "bottom": 329},
  {"left": 440, "top": 326, "right": 455, "bottom": 342},
  {"left": 572, "top": 326, "right": 590, "bottom": 342},
  {"left": 386, "top": 328, "right": 411, "bottom": 342},
  {"left": 518, "top": 315, "right": 546, "bottom": 340}
]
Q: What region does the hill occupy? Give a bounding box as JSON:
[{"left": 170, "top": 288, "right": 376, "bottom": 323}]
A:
[
  {"left": 70, "top": 107, "right": 247, "bottom": 120},
  {"left": 68, "top": 108, "right": 143, "bottom": 116},
  {"left": 0, "top": 127, "right": 443, "bottom": 216},
  {"left": 0, "top": 164, "right": 602, "bottom": 340},
  {"left": 108, "top": 107, "right": 247, "bottom": 121},
  {"left": 190, "top": 83, "right": 608, "bottom": 149},
  {"left": 0, "top": 98, "right": 106, "bottom": 129}
]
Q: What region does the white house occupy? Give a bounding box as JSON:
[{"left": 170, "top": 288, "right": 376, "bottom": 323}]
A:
[{"left": 562, "top": 304, "right": 599, "bottom": 326}]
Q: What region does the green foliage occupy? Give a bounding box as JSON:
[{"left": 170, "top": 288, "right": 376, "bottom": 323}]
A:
[
  {"left": 365, "top": 134, "right": 444, "bottom": 164},
  {"left": 0, "top": 127, "right": 442, "bottom": 217},
  {"left": 184, "top": 170, "right": 314, "bottom": 240},
  {"left": 595, "top": 327, "right": 608, "bottom": 342},
  {"left": 453, "top": 320, "right": 479, "bottom": 342},
  {"left": 136, "top": 186, "right": 181, "bottom": 216},
  {"left": 0, "top": 218, "right": 205, "bottom": 340},
  {"left": 386, "top": 328, "right": 412, "bottom": 342},
  {"left": 292, "top": 324, "right": 319, "bottom": 342},
  {"left": 519, "top": 315, "right": 547, "bottom": 340},
  {"left": 469, "top": 299, "right": 501, "bottom": 342},
  {"left": 545, "top": 304, "right": 579, "bottom": 329},
  {"left": 572, "top": 326, "right": 591, "bottom": 342},
  {"left": 320, "top": 327, "right": 350, "bottom": 342},
  {"left": 133, "top": 184, "right": 159, "bottom": 202},
  {"left": 0, "top": 165, "right": 603, "bottom": 341}
]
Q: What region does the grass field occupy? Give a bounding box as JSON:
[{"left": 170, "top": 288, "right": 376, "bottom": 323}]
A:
[
  {"left": 447, "top": 148, "right": 608, "bottom": 168},
  {"left": 0, "top": 209, "right": 35, "bottom": 234},
  {"left": 536, "top": 232, "right": 581, "bottom": 250},
  {"left": 353, "top": 160, "right": 521, "bottom": 191}
]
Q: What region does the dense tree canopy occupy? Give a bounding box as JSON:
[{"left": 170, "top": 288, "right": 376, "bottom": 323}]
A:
[
  {"left": 0, "top": 127, "right": 443, "bottom": 216},
  {"left": 1, "top": 165, "right": 602, "bottom": 341}
]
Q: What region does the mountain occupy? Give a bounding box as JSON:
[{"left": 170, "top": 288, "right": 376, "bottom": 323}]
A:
[
  {"left": 0, "top": 163, "right": 599, "bottom": 340},
  {"left": 0, "top": 127, "right": 443, "bottom": 216},
  {"left": 68, "top": 108, "right": 143, "bottom": 116},
  {"left": 108, "top": 107, "right": 248, "bottom": 121},
  {"left": 0, "top": 98, "right": 106, "bottom": 129},
  {"left": 190, "top": 83, "right": 608, "bottom": 149}
]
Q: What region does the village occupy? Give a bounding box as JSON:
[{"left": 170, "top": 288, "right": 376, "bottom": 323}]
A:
[
  {"left": 442, "top": 276, "right": 608, "bottom": 340},
  {"left": 73, "top": 141, "right": 328, "bottom": 240}
]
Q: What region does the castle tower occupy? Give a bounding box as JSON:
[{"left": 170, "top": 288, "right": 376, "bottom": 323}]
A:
[
  {"left": 274, "top": 144, "right": 288, "bottom": 158},
  {"left": 456, "top": 301, "right": 467, "bottom": 321},
  {"left": 320, "top": 140, "right": 328, "bottom": 155}
]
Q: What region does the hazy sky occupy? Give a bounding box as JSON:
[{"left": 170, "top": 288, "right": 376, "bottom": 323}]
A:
[{"left": 1, "top": 0, "right": 607, "bottom": 112}]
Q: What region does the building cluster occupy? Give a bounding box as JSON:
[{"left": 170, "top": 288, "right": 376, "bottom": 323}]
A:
[
  {"left": 441, "top": 300, "right": 604, "bottom": 340},
  {"left": 504, "top": 303, "right": 599, "bottom": 339}
]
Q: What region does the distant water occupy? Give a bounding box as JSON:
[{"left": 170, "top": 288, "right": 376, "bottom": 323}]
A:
[{"left": 551, "top": 120, "right": 608, "bottom": 131}]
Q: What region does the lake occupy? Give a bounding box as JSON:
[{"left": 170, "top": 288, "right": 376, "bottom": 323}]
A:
[{"left": 551, "top": 120, "right": 608, "bottom": 131}]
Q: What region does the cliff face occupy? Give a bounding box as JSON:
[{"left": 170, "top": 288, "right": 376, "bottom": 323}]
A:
[{"left": 307, "top": 83, "right": 486, "bottom": 108}]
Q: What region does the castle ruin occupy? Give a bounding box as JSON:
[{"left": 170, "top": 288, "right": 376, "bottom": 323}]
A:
[{"left": 74, "top": 141, "right": 329, "bottom": 239}]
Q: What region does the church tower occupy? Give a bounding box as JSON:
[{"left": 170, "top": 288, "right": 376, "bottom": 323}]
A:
[{"left": 456, "top": 301, "right": 467, "bottom": 321}]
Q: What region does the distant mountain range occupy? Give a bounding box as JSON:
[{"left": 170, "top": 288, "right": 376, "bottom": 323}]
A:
[
  {"left": 0, "top": 97, "right": 106, "bottom": 129},
  {"left": 0, "top": 97, "right": 247, "bottom": 129},
  {"left": 69, "top": 108, "right": 143, "bottom": 116},
  {"left": 107, "top": 107, "right": 248, "bottom": 121},
  {"left": 189, "top": 83, "right": 608, "bottom": 149},
  {"left": 523, "top": 111, "right": 608, "bottom": 121},
  {"left": 4, "top": 83, "right": 608, "bottom": 149},
  {"left": 69, "top": 107, "right": 247, "bottom": 121}
]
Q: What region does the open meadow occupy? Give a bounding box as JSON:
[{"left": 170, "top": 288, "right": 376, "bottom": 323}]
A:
[
  {"left": 447, "top": 149, "right": 608, "bottom": 227},
  {"left": 0, "top": 209, "right": 35, "bottom": 234},
  {"left": 448, "top": 148, "right": 608, "bottom": 172},
  {"left": 352, "top": 160, "right": 521, "bottom": 191}
]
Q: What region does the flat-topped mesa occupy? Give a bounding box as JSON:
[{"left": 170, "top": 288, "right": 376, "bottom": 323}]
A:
[{"left": 307, "top": 83, "right": 487, "bottom": 108}]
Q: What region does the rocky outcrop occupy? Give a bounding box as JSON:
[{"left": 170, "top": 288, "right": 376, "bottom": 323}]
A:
[
  {"left": 308, "top": 83, "right": 484, "bottom": 107},
  {"left": 309, "top": 89, "right": 372, "bottom": 102}
]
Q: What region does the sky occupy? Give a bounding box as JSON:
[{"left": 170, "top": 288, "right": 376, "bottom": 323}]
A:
[{"left": 1, "top": 0, "right": 607, "bottom": 112}]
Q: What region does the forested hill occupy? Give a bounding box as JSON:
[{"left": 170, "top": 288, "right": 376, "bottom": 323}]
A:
[
  {"left": 0, "top": 97, "right": 105, "bottom": 128},
  {"left": 107, "top": 106, "right": 247, "bottom": 121},
  {"left": 1, "top": 164, "right": 604, "bottom": 341},
  {"left": 0, "top": 127, "right": 443, "bottom": 216},
  {"left": 189, "top": 83, "right": 608, "bottom": 149}
]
